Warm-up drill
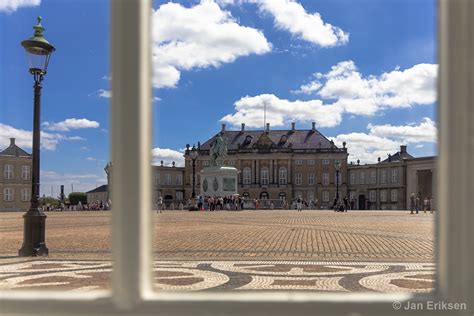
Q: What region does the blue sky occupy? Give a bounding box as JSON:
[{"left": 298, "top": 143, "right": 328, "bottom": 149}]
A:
[{"left": 0, "top": 0, "right": 436, "bottom": 195}]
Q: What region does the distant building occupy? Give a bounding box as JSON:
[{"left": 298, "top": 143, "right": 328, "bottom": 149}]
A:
[
  {"left": 347, "top": 146, "right": 436, "bottom": 210},
  {"left": 0, "top": 138, "right": 32, "bottom": 212},
  {"left": 86, "top": 184, "right": 109, "bottom": 204}
]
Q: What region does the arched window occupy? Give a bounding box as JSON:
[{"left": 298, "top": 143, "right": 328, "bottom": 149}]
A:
[
  {"left": 243, "top": 167, "right": 251, "bottom": 185},
  {"left": 279, "top": 167, "right": 287, "bottom": 185},
  {"left": 260, "top": 167, "right": 269, "bottom": 185}
]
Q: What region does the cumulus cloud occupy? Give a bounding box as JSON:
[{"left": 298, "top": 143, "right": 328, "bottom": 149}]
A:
[
  {"left": 42, "top": 118, "right": 100, "bottom": 132},
  {"left": 223, "top": 61, "right": 437, "bottom": 130},
  {"left": 221, "top": 93, "right": 343, "bottom": 128},
  {"left": 0, "top": 123, "right": 83, "bottom": 151},
  {"left": 330, "top": 118, "right": 437, "bottom": 163},
  {"left": 40, "top": 170, "right": 106, "bottom": 196},
  {"left": 0, "top": 0, "right": 40, "bottom": 13},
  {"left": 152, "top": 1, "right": 271, "bottom": 88},
  {"left": 98, "top": 89, "right": 111, "bottom": 98},
  {"left": 299, "top": 60, "right": 437, "bottom": 115},
  {"left": 152, "top": 147, "right": 184, "bottom": 167},
  {"left": 257, "top": 0, "right": 349, "bottom": 47}
]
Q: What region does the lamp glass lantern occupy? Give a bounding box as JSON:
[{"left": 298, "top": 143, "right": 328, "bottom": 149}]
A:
[
  {"left": 21, "top": 16, "right": 55, "bottom": 76},
  {"left": 335, "top": 159, "right": 342, "bottom": 171},
  {"left": 190, "top": 146, "right": 199, "bottom": 160}
]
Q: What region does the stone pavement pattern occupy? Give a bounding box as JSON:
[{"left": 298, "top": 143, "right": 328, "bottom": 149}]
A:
[{"left": 0, "top": 210, "right": 435, "bottom": 292}]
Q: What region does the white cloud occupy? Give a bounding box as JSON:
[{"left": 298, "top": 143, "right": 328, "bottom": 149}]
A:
[
  {"left": 40, "top": 170, "right": 106, "bottom": 196},
  {"left": 291, "top": 80, "right": 321, "bottom": 95},
  {"left": 42, "top": 118, "right": 100, "bottom": 132},
  {"left": 0, "top": 123, "right": 83, "bottom": 151},
  {"left": 0, "top": 0, "right": 40, "bottom": 13},
  {"left": 330, "top": 118, "right": 437, "bottom": 164},
  {"left": 152, "top": 1, "right": 271, "bottom": 88},
  {"left": 221, "top": 93, "right": 343, "bottom": 128},
  {"left": 152, "top": 147, "right": 184, "bottom": 167},
  {"left": 257, "top": 0, "right": 349, "bottom": 47},
  {"left": 98, "top": 89, "right": 111, "bottom": 98},
  {"left": 303, "top": 60, "right": 437, "bottom": 115}
]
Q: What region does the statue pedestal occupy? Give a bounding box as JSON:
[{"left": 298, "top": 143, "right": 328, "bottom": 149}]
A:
[{"left": 200, "top": 166, "right": 238, "bottom": 197}]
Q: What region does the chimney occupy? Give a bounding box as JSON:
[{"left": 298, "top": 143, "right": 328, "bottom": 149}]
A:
[
  {"left": 311, "top": 122, "right": 316, "bottom": 130},
  {"left": 221, "top": 123, "right": 226, "bottom": 132},
  {"left": 291, "top": 122, "right": 296, "bottom": 131},
  {"left": 241, "top": 123, "right": 245, "bottom": 132},
  {"left": 400, "top": 145, "right": 407, "bottom": 153},
  {"left": 266, "top": 123, "right": 270, "bottom": 132},
  {"left": 378, "top": 157, "right": 381, "bottom": 163},
  {"left": 10, "top": 138, "right": 15, "bottom": 146}
]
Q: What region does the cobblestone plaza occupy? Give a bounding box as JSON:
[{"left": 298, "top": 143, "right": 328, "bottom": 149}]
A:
[{"left": 0, "top": 210, "right": 435, "bottom": 292}]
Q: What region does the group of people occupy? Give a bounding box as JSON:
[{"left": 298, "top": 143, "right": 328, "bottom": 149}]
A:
[
  {"left": 43, "top": 200, "right": 111, "bottom": 211},
  {"left": 410, "top": 193, "right": 434, "bottom": 214},
  {"left": 195, "top": 195, "right": 245, "bottom": 211}
]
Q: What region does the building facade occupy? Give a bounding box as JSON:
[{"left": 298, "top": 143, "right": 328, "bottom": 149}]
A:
[
  {"left": 86, "top": 184, "right": 109, "bottom": 204},
  {"left": 183, "top": 122, "right": 348, "bottom": 208},
  {"left": 0, "top": 138, "right": 32, "bottom": 212},
  {"left": 347, "top": 146, "right": 436, "bottom": 210}
]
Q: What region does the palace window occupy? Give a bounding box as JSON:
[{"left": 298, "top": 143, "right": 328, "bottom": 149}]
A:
[
  {"left": 335, "top": 172, "right": 342, "bottom": 185},
  {"left": 21, "top": 188, "right": 30, "bottom": 202},
  {"left": 4, "top": 164, "right": 13, "bottom": 180},
  {"left": 164, "top": 173, "right": 171, "bottom": 185},
  {"left": 322, "top": 159, "right": 329, "bottom": 165},
  {"left": 278, "top": 167, "right": 287, "bottom": 185},
  {"left": 295, "top": 173, "right": 302, "bottom": 185},
  {"left": 322, "top": 190, "right": 329, "bottom": 202},
  {"left": 308, "top": 191, "right": 315, "bottom": 201},
  {"left": 350, "top": 171, "right": 355, "bottom": 185},
  {"left": 369, "top": 190, "right": 377, "bottom": 202},
  {"left": 380, "top": 169, "right": 387, "bottom": 184},
  {"left": 308, "top": 159, "right": 315, "bottom": 165},
  {"left": 349, "top": 191, "right": 356, "bottom": 200},
  {"left": 391, "top": 168, "right": 398, "bottom": 183},
  {"left": 243, "top": 167, "right": 251, "bottom": 185},
  {"left": 322, "top": 172, "right": 329, "bottom": 185},
  {"left": 295, "top": 159, "right": 303, "bottom": 165},
  {"left": 391, "top": 189, "right": 398, "bottom": 202},
  {"left": 175, "top": 191, "right": 183, "bottom": 201},
  {"left": 370, "top": 170, "right": 376, "bottom": 184},
  {"left": 3, "top": 188, "right": 13, "bottom": 201},
  {"left": 308, "top": 172, "right": 315, "bottom": 185},
  {"left": 21, "top": 165, "right": 30, "bottom": 180},
  {"left": 294, "top": 191, "right": 302, "bottom": 198},
  {"left": 360, "top": 171, "right": 365, "bottom": 184},
  {"left": 176, "top": 174, "right": 182, "bottom": 185},
  {"left": 261, "top": 167, "right": 269, "bottom": 185},
  {"left": 154, "top": 172, "right": 160, "bottom": 185},
  {"left": 202, "top": 160, "right": 210, "bottom": 167},
  {"left": 380, "top": 190, "right": 387, "bottom": 202}
]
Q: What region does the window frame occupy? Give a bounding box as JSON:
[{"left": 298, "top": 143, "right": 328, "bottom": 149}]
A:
[
  {"left": 2, "top": 1, "right": 474, "bottom": 315},
  {"left": 260, "top": 167, "right": 269, "bottom": 185},
  {"left": 4, "top": 164, "right": 13, "bottom": 179},
  {"left": 243, "top": 167, "right": 251, "bottom": 185}
]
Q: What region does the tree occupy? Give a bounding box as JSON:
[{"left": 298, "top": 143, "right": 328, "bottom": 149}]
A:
[{"left": 68, "top": 192, "right": 87, "bottom": 205}]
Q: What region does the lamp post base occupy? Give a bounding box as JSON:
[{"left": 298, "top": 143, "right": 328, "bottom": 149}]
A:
[
  {"left": 188, "top": 197, "right": 199, "bottom": 211},
  {"left": 18, "top": 208, "right": 48, "bottom": 257}
]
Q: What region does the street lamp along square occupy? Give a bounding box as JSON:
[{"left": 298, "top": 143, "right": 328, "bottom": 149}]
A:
[{"left": 18, "top": 17, "right": 55, "bottom": 257}]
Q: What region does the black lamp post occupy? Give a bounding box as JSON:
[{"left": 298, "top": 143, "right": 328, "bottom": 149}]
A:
[
  {"left": 19, "top": 17, "right": 55, "bottom": 257},
  {"left": 188, "top": 145, "right": 199, "bottom": 211},
  {"left": 335, "top": 159, "right": 341, "bottom": 207}
]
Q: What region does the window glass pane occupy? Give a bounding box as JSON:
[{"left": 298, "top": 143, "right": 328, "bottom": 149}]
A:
[
  {"left": 0, "top": 0, "right": 111, "bottom": 291},
  {"left": 150, "top": 0, "right": 436, "bottom": 294}
]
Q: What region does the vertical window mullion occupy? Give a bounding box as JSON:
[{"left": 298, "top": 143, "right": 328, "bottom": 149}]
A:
[{"left": 110, "top": 0, "right": 152, "bottom": 309}]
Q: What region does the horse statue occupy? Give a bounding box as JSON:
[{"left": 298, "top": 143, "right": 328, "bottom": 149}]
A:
[{"left": 210, "top": 134, "right": 227, "bottom": 166}]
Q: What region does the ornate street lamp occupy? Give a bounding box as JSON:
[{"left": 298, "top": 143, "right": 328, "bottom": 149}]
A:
[
  {"left": 188, "top": 145, "right": 199, "bottom": 211},
  {"left": 19, "top": 17, "right": 55, "bottom": 257},
  {"left": 335, "top": 159, "right": 341, "bottom": 210}
]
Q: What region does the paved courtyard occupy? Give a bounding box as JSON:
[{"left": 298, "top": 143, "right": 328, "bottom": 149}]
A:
[{"left": 0, "top": 210, "right": 435, "bottom": 292}]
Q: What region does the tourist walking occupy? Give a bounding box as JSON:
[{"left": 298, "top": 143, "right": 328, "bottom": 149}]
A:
[
  {"left": 157, "top": 196, "right": 163, "bottom": 213},
  {"left": 415, "top": 195, "right": 420, "bottom": 214},
  {"left": 410, "top": 193, "right": 415, "bottom": 214},
  {"left": 296, "top": 197, "right": 303, "bottom": 212}
]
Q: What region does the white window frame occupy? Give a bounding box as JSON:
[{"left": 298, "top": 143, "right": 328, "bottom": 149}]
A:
[
  {"left": 322, "top": 159, "right": 329, "bottom": 165},
  {"left": 260, "top": 167, "right": 269, "bottom": 185},
  {"left": 21, "top": 188, "right": 30, "bottom": 202},
  {"left": 2, "top": 2, "right": 474, "bottom": 315},
  {"left": 360, "top": 171, "right": 365, "bottom": 185},
  {"left": 322, "top": 190, "right": 329, "bottom": 202},
  {"left": 391, "top": 189, "right": 398, "bottom": 202},
  {"left": 176, "top": 174, "right": 182, "bottom": 186},
  {"left": 154, "top": 172, "right": 160, "bottom": 185},
  {"left": 380, "top": 190, "right": 387, "bottom": 202},
  {"left": 322, "top": 172, "right": 329, "bottom": 185},
  {"left": 295, "top": 173, "right": 302, "bottom": 185},
  {"left": 295, "top": 159, "right": 303, "bottom": 165},
  {"left": 391, "top": 168, "right": 398, "bottom": 183},
  {"left": 243, "top": 167, "right": 251, "bottom": 185},
  {"left": 308, "top": 172, "right": 315, "bottom": 185},
  {"left": 369, "top": 190, "right": 376, "bottom": 203},
  {"left": 370, "top": 170, "right": 376, "bottom": 184},
  {"left": 350, "top": 171, "right": 355, "bottom": 185},
  {"left": 4, "top": 164, "right": 13, "bottom": 179},
  {"left": 278, "top": 167, "right": 287, "bottom": 185},
  {"left": 307, "top": 159, "right": 315, "bottom": 166},
  {"left": 3, "top": 188, "right": 14, "bottom": 201},
  {"left": 164, "top": 173, "right": 171, "bottom": 185},
  {"left": 380, "top": 169, "right": 387, "bottom": 184},
  {"left": 21, "top": 165, "right": 30, "bottom": 180}
]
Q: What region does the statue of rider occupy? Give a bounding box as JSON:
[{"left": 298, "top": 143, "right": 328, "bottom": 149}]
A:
[{"left": 210, "top": 133, "right": 227, "bottom": 166}]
